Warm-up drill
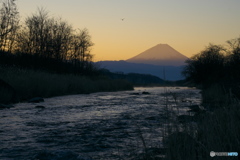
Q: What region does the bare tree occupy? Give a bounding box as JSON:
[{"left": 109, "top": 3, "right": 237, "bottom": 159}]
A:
[
  {"left": 16, "top": 8, "right": 73, "bottom": 60},
  {"left": 24, "top": 8, "right": 49, "bottom": 56},
  {"left": 50, "top": 18, "right": 72, "bottom": 60},
  {"left": 0, "top": 0, "right": 19, "bottom": 52},
  {"left": 226, "top": 37, "right": 240, "bottom": 56},
  {"left": 70, "top": 28, "right": 94, "bottom": 70}
]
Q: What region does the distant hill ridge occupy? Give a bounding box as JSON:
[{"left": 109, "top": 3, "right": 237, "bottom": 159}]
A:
[
  {"left": 126, "top": 44, "right": 188, "bottom": 66},
  {"left": 96, "top": 60, "right": 184, "bottom": 81}
]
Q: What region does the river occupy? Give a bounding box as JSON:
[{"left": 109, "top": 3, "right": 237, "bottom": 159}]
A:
[{"left": 0, "top": 87, "right": 201, "bottom": 160}]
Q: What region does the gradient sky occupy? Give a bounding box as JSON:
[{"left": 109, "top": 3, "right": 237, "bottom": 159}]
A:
[{"left": 17, "top": 0, "right": 240, "bottom": 61}]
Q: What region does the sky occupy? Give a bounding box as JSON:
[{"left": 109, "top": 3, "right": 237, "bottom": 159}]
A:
[{"left": 16, "top": 0, "right": 240, "bottom": 61}]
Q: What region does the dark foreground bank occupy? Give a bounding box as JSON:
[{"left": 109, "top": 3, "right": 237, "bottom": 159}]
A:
[
  {"left": 0, "top": 66, "right": 133, "bottom": 104},
  {"left": 161, "top": 85, "right": 240, "bottom": 160}
]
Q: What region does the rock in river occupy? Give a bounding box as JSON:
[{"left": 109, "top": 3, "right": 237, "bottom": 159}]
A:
[
  {"left": 177, "top": 115, "right": 195, "bottom": 123},
  {"left": 142, "top": 91, "right": 150, "bottom": 95},
  {"left": 187, "top": 105, "right": 206, "bottom": 115},
  {"left": 0, "top": 78, "right": 18, "bottom": 103},
  {"left": 35, "top": 105, "right": 46, "bottom": 109},
  {"left": 129, "top": 93, "right": 140, "bottom": 95},
  {"left": 28, "top": 97, "right": 44, "bottom": 103},
  {"left": 0, "top": 104, "right": 14, "bottom": 109}
]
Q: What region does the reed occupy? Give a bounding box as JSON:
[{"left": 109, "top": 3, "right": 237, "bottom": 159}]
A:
[
  {"left": 0, "top": 66, "right": 133, "bottom": 103},
  {"left": 163, "top": 86, "right": 240, "bottom": 160}
]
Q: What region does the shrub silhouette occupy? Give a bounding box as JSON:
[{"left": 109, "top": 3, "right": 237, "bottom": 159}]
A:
[
  {"left": 183, "top": 37, "right": 240, "bottom": 102},
  {"left": 183, "top": 44, "right": 225, "bottom": 87}
]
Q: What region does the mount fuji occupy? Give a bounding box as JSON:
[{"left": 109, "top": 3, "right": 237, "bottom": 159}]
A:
[
  {"left": 97, "top": 44, "right": 188, "bottom": 81},
  {"left": 126, "top": 44, "right": 188, "bottom": 66}
]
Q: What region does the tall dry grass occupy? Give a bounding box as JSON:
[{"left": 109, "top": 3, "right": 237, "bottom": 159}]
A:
[
  {"left": 0, "top": 66, "right": 133, "bottom": 103},
  {"left": 163, "top": 86, "right": 240, "bottom": 160}
]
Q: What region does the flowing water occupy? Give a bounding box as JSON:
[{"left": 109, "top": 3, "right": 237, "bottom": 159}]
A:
[{"left": 0, "top": 87, "right": 201, "bottom": 160}]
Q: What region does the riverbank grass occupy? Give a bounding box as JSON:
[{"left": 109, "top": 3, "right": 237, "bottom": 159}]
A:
[
  {"left": 162, "top": 86, "right": 240, "bottom": 160},
  {"left": 0, "top": 66, "right": 133, "bottom": 103}
]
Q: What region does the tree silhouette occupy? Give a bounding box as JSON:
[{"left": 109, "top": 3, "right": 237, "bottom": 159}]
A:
[
  {"left": 0, "top": 0, "right": 19, "bottom": 52},
  {"left": 69, "top": 28, "right": 94, "bottom": 71},
  {"left": 226, "top": 37, "right": 240, "bottom": 82},
  {"left": 12, "top": 7, "right": 95, "bottom": 74},
  {"left": 183, "top": 44, "right": 225, "bottom": 87},
  {"left": 183, "top": 37, "right": 240, "bottom": 99},
  {"left": 16, "top": 8, "right": 73, "bottom": 60}
]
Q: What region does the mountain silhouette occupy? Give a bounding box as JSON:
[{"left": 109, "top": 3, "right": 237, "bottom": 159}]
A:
[{"left": 126, "top": 44, "right": 188, "bottom": 66}]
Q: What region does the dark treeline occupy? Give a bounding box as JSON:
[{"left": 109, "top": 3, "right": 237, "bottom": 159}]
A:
[
  {"left": 100, "top": 69, "right": 186, "bottom": 86},
  {"left": 0, "top": 0, "right": 97, "bottom": 75},
  {"left": 100, "top": 69, "right": 165, "bottom": 86},
  {"left": 183, "top": 37, "right": 240, "bottom": 103},
  {"left": 0, "top": 51, "right": 98, "bottom": 76}
]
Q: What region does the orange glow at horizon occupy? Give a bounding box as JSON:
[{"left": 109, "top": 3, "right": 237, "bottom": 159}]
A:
[{"left": 17, "top": 0, "right": 240, "bottom": 62}]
